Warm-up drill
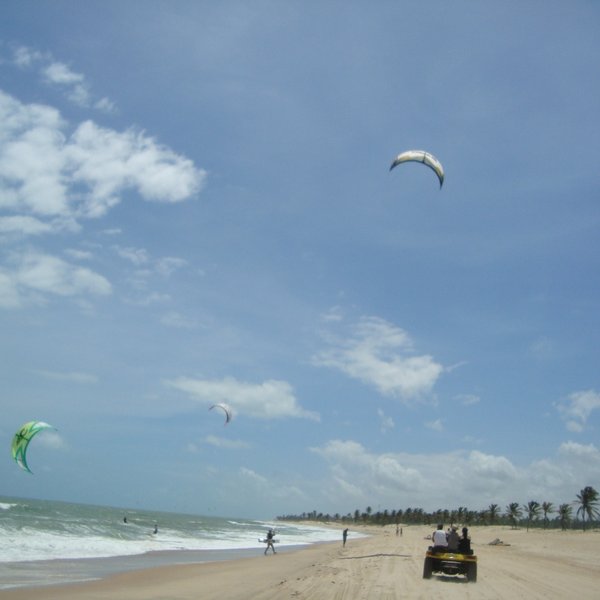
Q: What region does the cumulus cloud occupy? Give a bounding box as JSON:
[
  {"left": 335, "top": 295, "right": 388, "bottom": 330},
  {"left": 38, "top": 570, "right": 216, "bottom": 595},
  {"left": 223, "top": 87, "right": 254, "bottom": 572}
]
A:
[
  {"left": 165, "top": 376, "right": 320, "bottom": 421},
  {"left": 0, "top": 90, "right": 205, "bottom": 235},
  {"left": 557, "top": 389, "right": 600, "bottom": 432},
  {"left": 310, "top": 440, "right": 424, "bottom": 501},
  {"left": 313, "top": 316, "right": 444, "bottom": 401},
  {"left": 0, "top": 250, "right": 111, "bottom": 308},
  {"left": 310, "top": 439, "right": 600, "bottom": 511}
]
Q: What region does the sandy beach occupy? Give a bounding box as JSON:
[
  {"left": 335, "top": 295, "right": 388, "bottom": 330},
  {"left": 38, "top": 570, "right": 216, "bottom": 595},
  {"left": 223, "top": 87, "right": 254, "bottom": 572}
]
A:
[{"left": 1, "top": 524, "right": 599, "bottom": 599}]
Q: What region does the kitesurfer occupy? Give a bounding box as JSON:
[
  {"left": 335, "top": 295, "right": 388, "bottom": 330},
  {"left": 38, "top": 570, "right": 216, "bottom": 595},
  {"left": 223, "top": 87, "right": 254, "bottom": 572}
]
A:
[
  {"left": 264, "top": 529, "right": 276, "bottom": 555},
  {"left": 343, "top": 528, "right": 349, "bottom": 546}
]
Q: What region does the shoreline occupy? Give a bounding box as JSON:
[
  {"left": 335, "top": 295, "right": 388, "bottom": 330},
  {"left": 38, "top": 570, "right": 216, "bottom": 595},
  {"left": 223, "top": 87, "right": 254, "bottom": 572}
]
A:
[
  {"left": 1, "top": 524, "right": 599, "bottom": 599},
  {"left": 0, "top": 542, "right": 318, "bottom": 592}
]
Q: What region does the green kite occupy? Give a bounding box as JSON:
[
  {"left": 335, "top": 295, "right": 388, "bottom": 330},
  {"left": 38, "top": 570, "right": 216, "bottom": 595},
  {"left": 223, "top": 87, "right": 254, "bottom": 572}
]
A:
[{"left": 11, "top": 421, "right": 55, "bottom": 473}]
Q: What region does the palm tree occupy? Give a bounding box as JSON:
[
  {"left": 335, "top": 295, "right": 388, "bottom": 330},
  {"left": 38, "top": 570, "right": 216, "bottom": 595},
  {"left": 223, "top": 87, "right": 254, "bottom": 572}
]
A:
[
  {"left": 541, "top": 502, "right": 554, "bottom": 529},
  {"left": 505, "top": 502, "right": 522, "bottom": 529},
  {"left": 575, "top": 486, "right": 599, "bottom": 531},
  {"left": 488, "top": 503, "right": 500, "bottom": 525},
  {"left": 558, "top": 503, "right": 572, "bottom": 531},
  {"left": 524, "top": 500, "right": 541, "bottom": 531}
]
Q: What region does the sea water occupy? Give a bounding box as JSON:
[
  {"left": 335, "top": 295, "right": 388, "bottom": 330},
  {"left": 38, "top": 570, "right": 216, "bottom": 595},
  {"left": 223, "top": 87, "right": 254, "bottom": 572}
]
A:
[{"left": 0, "top": 496, "right": 345, "bottom": 590}]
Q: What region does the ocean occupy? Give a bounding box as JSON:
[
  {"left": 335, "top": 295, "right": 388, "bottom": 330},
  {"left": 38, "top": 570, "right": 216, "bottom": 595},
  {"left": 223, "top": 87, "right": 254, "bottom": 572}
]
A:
[{"left": 0, "top": 496, "right": 346, "bottom": 590}]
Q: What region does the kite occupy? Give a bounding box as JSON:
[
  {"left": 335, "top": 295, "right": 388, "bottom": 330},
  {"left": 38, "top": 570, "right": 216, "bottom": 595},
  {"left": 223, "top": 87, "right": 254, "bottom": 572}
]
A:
[
  {"left": 390, "top": 150, "right": 444, "bottom": 188},
  {"left": 209, "top": 403, "right": 232, "bottom": 425},
  {"left": 11, "top": 421, "right": 56, "bottom": 473}
]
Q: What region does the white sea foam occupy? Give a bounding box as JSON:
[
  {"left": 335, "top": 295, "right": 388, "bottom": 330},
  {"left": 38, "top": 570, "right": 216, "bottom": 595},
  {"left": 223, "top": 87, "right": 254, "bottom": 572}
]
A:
[{"left": 0, "top": 497, "right": 351, "bottom": 564}]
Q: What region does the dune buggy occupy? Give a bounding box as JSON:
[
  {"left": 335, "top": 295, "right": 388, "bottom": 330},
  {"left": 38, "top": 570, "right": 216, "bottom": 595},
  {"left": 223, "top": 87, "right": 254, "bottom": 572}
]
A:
[{"left": 422, "top": 548, "right": 477, "bottom": 582}]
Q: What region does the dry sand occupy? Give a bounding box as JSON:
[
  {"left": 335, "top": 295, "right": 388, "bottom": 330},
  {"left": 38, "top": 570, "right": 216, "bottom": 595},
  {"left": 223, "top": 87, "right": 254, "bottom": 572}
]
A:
[{"left": 1, "top": 524, "right": 599, "bottom": 599}]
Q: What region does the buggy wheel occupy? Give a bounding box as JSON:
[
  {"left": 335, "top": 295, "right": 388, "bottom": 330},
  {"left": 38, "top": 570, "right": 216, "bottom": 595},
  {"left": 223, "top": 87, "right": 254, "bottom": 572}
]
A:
[
  {"left": 422, "top": 556, "right": 433, "bottom": 579},
  {"left": 467, "top": 562, "right": 477, "bottom": 582}
]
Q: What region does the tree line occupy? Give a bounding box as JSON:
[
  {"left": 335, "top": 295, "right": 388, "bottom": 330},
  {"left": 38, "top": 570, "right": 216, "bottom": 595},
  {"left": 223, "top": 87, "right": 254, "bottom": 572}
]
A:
[{"left": 277, "top": 485, "right": 599, "bottom": 531}]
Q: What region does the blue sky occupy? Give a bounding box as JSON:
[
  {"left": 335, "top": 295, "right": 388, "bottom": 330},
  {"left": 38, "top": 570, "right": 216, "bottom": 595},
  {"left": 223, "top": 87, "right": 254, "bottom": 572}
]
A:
[{"left": 1, "top": 1, "right": 599, "bottom": 519}]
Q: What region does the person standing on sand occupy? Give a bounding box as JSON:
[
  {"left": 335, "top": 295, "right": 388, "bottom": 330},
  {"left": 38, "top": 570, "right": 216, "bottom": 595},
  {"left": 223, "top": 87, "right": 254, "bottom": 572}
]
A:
[
  {"left": 264, "top": 528, "right": 276, "bottom": 555},
  {"left": 343, "top": 528, "right": 349, "bottom": 546}
]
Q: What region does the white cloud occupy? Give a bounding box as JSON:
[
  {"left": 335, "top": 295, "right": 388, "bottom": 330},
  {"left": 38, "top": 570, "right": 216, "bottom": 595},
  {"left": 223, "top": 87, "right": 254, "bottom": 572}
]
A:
[
  {"left": 43, "top": 62, "right": 85, "bottom": 86},
  {"left": 454, "top": 394, "right": 480, "bottom": 406},
  {"left": 0, "top": 272, "right": 20, "bottom": 308},
  {"left": 239, "top": 467, "right": 268, "bottom": 485},
  {"left": 64, "top": 248, "right": 93, "bottom": 261},
  {"left": 310, "top": 439, "right": 599, "bottom": 512},
  {"left": 11, "top": 45, "right": 112, "bottom": 112},
  {"left": 15, "top": 251, "right": 111, "bottom": 297},
  {"left": 94, "top": 97, "right": 116, "bottom": 114},
  {"left": 557, "top": 389, "right": 600, "bottom": 432},
  {"left": 0, "top": 216, "right": 53, "bottom": 236},
  {"left": 156, "top": 257, "right": 187, "bottom": 277},
  {"left": 12, "top": 45, "right": 46, "bottom": 68},
  {"left": 0, "top": 90, "right": 205, "bottom": 233},
  {"left": 166, "top": 376, "right": 320, "bottom": 421},
  {"left": 425, "top": 418, "right": 444, "bottom": 432},
  {"left": 36, "top": 430, "right": 66, "bottom": 451},
  {"left": 114, "top": 246, "right": 150, "bottom": 266},
  {"left": 311, "top": 440, "right": 424, "bottom": 499},
  {"left": 313, "top": 316, "right": 444, "bottom": 401},
  {"left": 0, "top": 250, "right": 111, "bottom": 307},
  {"left": 558, "top": 440, "right": 600, "bottom": 462},
  {"left": 467, "top": 450, "right": 518, "bottom": 482},
  {"left": 377, "top": 408, "right": 394, "bottom": 433}
]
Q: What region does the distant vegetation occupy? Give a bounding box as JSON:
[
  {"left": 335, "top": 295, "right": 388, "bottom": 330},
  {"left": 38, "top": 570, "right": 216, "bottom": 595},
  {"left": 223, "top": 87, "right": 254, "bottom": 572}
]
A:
[{"left": 277, "top": 485, "right": 599, "bottom": 531}]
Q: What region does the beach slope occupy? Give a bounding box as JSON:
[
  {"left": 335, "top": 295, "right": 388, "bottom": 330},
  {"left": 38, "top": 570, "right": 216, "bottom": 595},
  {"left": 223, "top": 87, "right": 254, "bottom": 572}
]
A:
[{"left": 1, "top": 525, "right": 599, "bottom": 599}]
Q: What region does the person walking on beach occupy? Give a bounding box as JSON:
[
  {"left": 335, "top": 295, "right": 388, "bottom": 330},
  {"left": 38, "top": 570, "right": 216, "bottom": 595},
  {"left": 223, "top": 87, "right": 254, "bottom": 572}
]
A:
[
  {"left": 343, "top": 528, "right": 349, "bottom": 546},
  {"left": 264, "top": 529, "right": 276, "bottom": 555}
]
